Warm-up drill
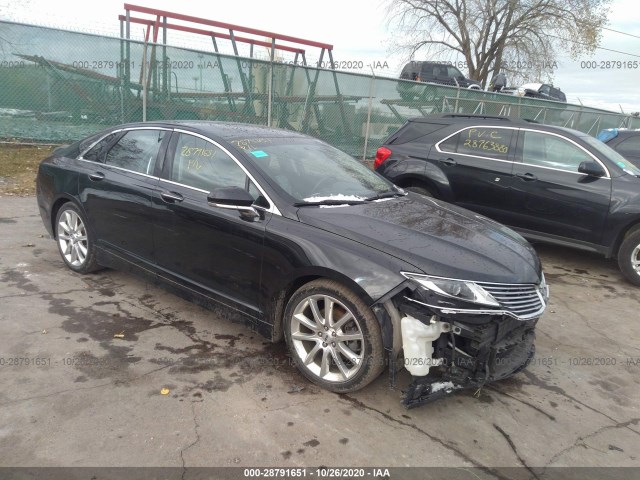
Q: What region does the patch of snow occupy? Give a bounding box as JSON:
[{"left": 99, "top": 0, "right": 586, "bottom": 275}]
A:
[
  {"left": 431, "top": 381, "right": 455, "bottom": 393},
  {"left": 303, "top": 194, "right": 366, "bottom": 202}
]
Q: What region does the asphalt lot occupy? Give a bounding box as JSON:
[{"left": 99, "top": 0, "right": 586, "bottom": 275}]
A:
[{"left": 0, "top": 196, "right": 639, "bottom": 472}]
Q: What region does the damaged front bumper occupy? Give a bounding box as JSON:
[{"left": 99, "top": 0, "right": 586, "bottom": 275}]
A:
[{"left": 382, "top": 275, "right": 547, "bottom": 408}]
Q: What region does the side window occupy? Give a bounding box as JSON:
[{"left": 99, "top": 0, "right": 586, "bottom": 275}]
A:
[
  {"left": 171, "top": 133, "right": 248, "bottom": 193},
  {"left": 521, "top": 131, "right": 592, "bottom": 172},
  {"left": 447, "top": 66, "right": 462, "bottom": 78},
  {"left": 439, "top": 134, "right": 458, "bottom": 153},
  {"left": 105, "top": 129, "right": 165, "bottom": 175},
  {"left": 615, "top": 136, "right": 640, "bottom": 156},
  {"left": 442, "top": 127, "right": 513, "bottom": 159},
  {"left": 82, "top": 133, "right": 117, "bottom": 162}
]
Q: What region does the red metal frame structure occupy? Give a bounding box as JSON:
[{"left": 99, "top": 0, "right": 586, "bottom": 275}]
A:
[{"left": 119, "top": 3, "right": 350, "bottom": 132}]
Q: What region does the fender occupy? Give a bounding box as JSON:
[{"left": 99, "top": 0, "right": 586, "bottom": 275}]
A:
[
  {"left": 260, "top": 215, "right": 413, "bottom": 344},
  {"left": 378, "top": 147, "right": 454, "bottom": 201}
]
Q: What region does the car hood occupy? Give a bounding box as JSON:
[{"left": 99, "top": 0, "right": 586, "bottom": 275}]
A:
[{"left": 297, "top": 194, "right": 541, "bottom": 284}]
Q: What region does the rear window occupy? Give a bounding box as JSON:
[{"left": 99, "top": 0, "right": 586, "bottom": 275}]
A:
[
  {"left": 386, "top": 121, "right": 448, "bottom": 145},
  {"left": 439, "top": 126, "right": 514, "bottom": 160},
  {"left": 400, "top": 62, "right": 421, "bottom": 80}
]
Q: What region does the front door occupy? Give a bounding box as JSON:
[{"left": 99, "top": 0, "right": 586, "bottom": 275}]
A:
[
  {"left": 152, "top": 131, "right": 270, "bottom": 317},
  {"left": 508, "top": 129, "right": 612, "bottom": 245}
]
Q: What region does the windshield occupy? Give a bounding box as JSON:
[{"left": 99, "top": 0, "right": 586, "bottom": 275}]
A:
[
  {"left": 581, "top": 135, "right": 640, "bottom": 177},
  {"left": 233, "top": 137, "right": 396, "bottom": 203}
]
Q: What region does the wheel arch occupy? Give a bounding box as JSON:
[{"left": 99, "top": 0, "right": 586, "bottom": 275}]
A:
[
  {"left": 611, "top": 220, "right": 640, "bottom": 258},
  {"left": 267, "top": 268, "right": 376, "bottom": 344},
  {"left": 50, "top": 194, "right": 83, "bottom": 239},
  {"left": 393, "top": 174, "right": 442, "bottom": 198}
]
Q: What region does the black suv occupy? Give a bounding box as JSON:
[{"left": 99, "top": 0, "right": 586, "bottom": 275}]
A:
[
  {"left": 375, "top": 114, "right": 640, "bottom": 285},
  {"left": 512, "top": 83, "right": 566, "bottom": 103},
  {"left": 598, "top": 128, "right": 640, "bottom": 168},
  {"left": 398, "top": 61, "right": 481, "bottom": 100}
]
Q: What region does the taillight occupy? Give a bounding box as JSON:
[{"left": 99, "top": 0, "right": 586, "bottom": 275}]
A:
[{"left": 374, "top": 147, "right": 392, "bottom": 169}]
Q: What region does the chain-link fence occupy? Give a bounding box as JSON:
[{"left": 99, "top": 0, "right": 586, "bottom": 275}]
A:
[{"left": 1, "top": 20, "right": 639, "bottom": 156}]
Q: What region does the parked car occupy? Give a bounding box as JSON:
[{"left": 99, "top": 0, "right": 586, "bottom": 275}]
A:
[
  {"left": 398, "top": 61, "right": 481, "bottom": 100},
  {"left": 511, "top": 83, "right": 566, "bottom": 103},
  {"left": 37, "top": 121, "right": 547, "bottom": 407},
  {"left": 598, "top": 128, "right": 640, "bottom": 168},
  {"left": 375, "top": 114, "right": 640, "bottom": 285}
]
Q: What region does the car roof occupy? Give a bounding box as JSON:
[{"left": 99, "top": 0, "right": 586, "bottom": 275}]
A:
[
  {"left": 406, "top": 114, "right": 586, "bottom": 136},
  {"left": 519, "top": 83, "right": 543, "bottom": 90},
  {"left": 407, "top": 114, "right": 533, "bottom": 126},
  {"left": 112, "top": 120, "right": 309, "bottom": 141},
  {"left": 614, "top": 130, "right": 640, "bottom": 137}
]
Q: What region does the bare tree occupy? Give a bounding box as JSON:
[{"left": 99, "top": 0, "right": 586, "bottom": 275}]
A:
[{"left": 387, "top": 0, "right": 612, "bottom": 86}]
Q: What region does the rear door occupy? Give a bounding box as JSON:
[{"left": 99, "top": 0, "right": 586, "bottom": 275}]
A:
[
  {"left": 433, "top": 125, "right": 517, "bottom": 221},
  {"left": 508, "top": 128, "right": 612, "bottom": 245},
  {"left": 78, "top": 128, "right": 170, "bottom": 262}
]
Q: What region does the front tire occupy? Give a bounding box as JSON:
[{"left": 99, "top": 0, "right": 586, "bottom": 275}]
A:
[
  {"left": 284, "top": 279, "right": 385, "bottom": 393},
  {"left": 55, "top": 203, "right": 100, "bottom": 274},
  {"left": 618, "top": 227, "right": 640, "bottom": 286}
]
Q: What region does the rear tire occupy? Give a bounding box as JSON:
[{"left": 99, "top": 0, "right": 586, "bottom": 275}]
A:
[
  {"left": 406, "top": 185, "right": 434, "bottom": 198},
  {"left": 618, "top": 227, "right": 640, "bottom": 286},
  {"left": 55, "top": 203, "right": 100, "bottom": 274},
  {"left": 284, "top": 279, "right": 385, "bottom": 393}
]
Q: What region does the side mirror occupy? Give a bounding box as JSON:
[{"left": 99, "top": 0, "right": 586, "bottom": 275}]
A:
[
  {"left": 208, "top": 186, "right": 254, "bottom": 207},
  {"left": 207, "top": 186, "right": 259, "bottom": 220},
  {"left": 578, "top": 161, "right": 605, "bottom": 177}
]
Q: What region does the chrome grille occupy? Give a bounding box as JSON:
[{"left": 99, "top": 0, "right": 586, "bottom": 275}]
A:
[{"left": 477, "top": 282, "right": 545, "bottom": 319}]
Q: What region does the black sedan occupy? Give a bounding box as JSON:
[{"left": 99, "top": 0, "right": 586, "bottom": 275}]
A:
[{"left": 36, "top": 121, "right": 548, "bottom": 407}]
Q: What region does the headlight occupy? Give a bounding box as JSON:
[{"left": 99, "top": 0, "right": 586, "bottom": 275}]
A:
[{"left": 402, "top": 272, "right": 500, "bottom": 307}]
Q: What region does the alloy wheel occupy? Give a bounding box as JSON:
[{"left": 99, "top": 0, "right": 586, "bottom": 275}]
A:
[
  {"left": 57, "top": 209, "right": 88, "bottom": 267},
  {"left": 632, "top": 245, "right": 640, "bottom": 274},
  {"left": 290, "top": 294, "right": 365, "bottom": 383}
]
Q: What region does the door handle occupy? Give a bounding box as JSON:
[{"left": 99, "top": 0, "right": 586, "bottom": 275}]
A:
[
  {"left": 440, "top": 158, "right": 457, "bottom": 167},
  {"left": 516, "top": 172, "right": 538, "bottom": 181},
  {"left": 88, "top": 172, "right": 105, "bottom": 181},
  {"left": 160, "top": 191, "right": 184, "bottom": 203}
]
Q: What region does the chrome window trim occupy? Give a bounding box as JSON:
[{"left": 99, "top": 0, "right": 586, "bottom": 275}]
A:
[
  {"left": 435, "top": 125, "right": 612, "bottom": 179},
  {"left": 76, "top": 157, "right": 160, "bottom": 180},
  {"left": 158, "top": 178, "right": 209, "bottom": 194},
  {"left": 518, "top": 127, "right": 611, "bottom": 178},
  {"left": 77, "top": 126, "right": 172, "bottom": 161},
  {"left": 172, "top": 129, "right": 281, "bottom": 216},
  {"left": 435, "top": 125, "right": 519, "bottom": 164}
]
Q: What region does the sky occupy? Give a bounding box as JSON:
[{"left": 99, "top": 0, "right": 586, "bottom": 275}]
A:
[{"left": 1, "top": 0, "right": 639, "bottom": 113}]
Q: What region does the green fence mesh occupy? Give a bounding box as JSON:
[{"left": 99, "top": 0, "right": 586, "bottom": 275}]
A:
[{"left": 2, "top": 20, "right": 639, "bottom": 156}]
